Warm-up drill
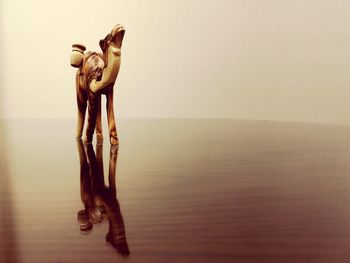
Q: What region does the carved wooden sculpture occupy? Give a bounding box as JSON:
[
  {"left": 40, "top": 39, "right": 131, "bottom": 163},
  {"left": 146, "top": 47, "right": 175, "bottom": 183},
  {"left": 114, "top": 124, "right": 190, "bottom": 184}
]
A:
[{"left": 71, "top": 24, "right": 125, "bottom": 145}]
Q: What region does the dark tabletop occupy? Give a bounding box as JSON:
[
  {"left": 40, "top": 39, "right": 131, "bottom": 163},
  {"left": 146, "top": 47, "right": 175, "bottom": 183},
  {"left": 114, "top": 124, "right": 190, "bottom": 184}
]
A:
[{"left": 1, "top": 119, "right": 350, "bottom": 263}]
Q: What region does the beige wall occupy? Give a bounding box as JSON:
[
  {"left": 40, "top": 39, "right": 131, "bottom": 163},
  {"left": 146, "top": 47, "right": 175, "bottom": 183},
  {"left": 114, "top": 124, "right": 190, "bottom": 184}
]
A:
[{"left": 1, "top": 0, "right": 350, "bottom": 124}]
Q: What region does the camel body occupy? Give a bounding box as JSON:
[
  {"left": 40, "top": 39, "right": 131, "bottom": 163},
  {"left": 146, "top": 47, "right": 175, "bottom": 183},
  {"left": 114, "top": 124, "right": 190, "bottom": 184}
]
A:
[{"left": 72, "top": 24, "right": 125, "bottom": 145}]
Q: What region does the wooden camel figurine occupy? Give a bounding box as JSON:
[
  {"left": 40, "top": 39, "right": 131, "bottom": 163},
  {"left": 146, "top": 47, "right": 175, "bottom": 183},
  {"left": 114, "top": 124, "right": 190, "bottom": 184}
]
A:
[{"left": 71, "top": 24, "right": 125, "bottom": 145}]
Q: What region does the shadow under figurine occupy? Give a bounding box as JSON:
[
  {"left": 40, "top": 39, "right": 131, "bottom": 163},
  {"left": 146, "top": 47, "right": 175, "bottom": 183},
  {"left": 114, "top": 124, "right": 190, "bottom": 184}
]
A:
[
  {"left": 76, "top": 139, "right": 130, "bottom": 256},
  {"left": 71, "top": 24, "right": 125, "bottom": 145}
]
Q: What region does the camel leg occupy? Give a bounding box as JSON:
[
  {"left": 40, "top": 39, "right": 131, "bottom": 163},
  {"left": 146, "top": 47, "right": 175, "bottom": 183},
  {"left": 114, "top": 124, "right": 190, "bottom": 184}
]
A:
[
  {"left": 76, "top": 73, "right": 87, "bottom": 138},
  {"left": 106, "top": 87, "right": 118, "bottom": 145},
  {"left": 85, "top": 91, "right": 100, "bottom": 143},
  {"left": 108, "top": 144, "right": 119, "bottom": 196},
  {"left": 95, "top": 95, "right": 103, "bottom": 141}
]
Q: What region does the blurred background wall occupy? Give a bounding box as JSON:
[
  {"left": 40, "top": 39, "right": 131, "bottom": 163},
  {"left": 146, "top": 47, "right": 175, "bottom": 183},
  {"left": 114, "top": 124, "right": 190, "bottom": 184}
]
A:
[{"left": 1, "top": 0, "right": 350, "bottom": 124}]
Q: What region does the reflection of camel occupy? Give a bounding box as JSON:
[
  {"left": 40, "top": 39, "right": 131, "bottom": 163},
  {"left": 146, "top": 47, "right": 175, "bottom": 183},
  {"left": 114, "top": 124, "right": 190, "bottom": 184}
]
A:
[
  {"left": 76, "top": 139, "right": 130, "bottom": 256},
  {"left": 72, "top": 24, "right": 125, "bottom": 145}
]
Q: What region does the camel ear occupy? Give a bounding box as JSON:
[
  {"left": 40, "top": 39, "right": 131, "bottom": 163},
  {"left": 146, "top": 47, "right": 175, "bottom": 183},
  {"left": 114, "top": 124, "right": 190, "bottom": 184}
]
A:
[
  {"left": 99, "top": 39, "right": 106, "bottom": 52},
  {"left": 99, "top": 34, "right": 112, "bottom": 52}
]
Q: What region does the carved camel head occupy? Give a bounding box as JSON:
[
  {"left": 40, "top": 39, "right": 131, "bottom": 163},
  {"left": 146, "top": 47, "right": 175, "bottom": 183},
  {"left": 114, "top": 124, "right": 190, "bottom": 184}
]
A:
[{"left": 99, "top": 24, "right": 126, "bottom": 52}]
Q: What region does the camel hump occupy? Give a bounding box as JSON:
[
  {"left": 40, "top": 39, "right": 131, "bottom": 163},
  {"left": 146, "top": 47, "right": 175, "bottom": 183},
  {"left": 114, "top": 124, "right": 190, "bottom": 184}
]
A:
[{"left": 84, "top": 53, "right": 105, "bottom": 87}]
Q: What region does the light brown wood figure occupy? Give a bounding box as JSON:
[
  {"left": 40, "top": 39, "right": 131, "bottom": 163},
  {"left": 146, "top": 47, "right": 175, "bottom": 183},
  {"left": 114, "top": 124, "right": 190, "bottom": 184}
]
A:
[{"left": 71, "top": 24, "right": 125, "bottom": 145}]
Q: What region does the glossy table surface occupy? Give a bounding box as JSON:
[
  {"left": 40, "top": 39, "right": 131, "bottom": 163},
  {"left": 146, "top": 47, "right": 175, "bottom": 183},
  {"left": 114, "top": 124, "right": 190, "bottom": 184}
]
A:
[{"left": 1, "top": 119, "right": 350, "bottom": 263}]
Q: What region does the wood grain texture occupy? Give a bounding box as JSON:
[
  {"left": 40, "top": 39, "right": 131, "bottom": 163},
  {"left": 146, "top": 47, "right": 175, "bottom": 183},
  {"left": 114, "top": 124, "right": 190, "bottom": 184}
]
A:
[{"left": 1, "top": 119, "right": 350, "bottom": 263}]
